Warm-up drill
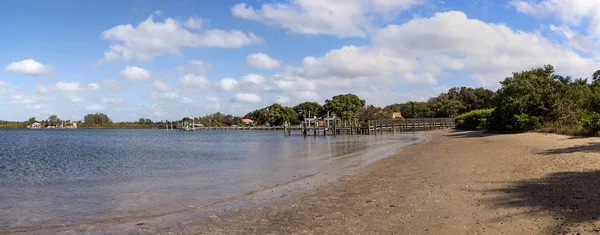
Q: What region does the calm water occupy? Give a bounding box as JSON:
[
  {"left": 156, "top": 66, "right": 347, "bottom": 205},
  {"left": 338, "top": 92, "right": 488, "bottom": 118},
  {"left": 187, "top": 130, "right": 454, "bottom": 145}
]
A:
[{"left": 0, "top": 129, "right": 428, "bottom": 232}]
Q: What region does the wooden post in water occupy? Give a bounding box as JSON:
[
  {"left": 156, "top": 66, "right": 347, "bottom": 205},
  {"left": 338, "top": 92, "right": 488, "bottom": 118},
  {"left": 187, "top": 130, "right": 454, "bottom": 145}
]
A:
[{"left": 333, "top": 119, "right": 337, "bottom": 137}]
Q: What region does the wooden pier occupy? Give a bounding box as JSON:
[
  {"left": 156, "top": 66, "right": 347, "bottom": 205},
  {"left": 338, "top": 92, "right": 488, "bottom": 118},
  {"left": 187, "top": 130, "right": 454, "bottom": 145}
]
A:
[
  {"left": 286, "top": 118, "right": 455, "bottom": 137},
  {"left": 174, "top": 118, "right": 455, "bottom": 136}
]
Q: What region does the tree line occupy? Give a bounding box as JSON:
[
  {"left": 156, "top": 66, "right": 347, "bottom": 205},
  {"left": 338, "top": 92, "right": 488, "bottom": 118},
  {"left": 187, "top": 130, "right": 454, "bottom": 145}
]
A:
[
  {"left": 242, "top": 89, "right": 495, "bottom": 126},
  {"left": 455, "top": 65, "right": 600, "bottom": 136},
  {"left": 10, "top": 64, "right": 600, "bottom": 136}
]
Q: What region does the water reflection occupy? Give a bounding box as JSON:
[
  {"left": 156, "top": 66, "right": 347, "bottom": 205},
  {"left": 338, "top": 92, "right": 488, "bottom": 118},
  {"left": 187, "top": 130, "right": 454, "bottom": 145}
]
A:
[{"left": 0, "top": 129, "right": 427, "bottom": 231}]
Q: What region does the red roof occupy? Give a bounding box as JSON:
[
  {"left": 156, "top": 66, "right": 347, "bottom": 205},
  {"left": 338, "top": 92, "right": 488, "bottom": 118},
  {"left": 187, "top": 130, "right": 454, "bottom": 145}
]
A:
[{"left": 242, "top": 118, "right": 254, "bottom": 123}]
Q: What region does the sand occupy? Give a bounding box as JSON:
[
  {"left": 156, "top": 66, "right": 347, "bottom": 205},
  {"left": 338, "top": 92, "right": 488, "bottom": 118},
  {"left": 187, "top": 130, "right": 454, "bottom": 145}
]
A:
[{"left": 190, "top": 130, "right": 600, "bottom": 234}]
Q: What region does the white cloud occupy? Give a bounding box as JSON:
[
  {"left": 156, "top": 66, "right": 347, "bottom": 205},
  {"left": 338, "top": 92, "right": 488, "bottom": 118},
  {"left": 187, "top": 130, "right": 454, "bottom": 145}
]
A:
[
  {"left": 184, "top": 16, "right": 203, "bottom": 29},
  {"left": 214, "top": 77, "right": 239, "bottom": 91},
  {"left": 240, "top": 74, "right": 265, "bottom": 84},
  {"left": 152, "top": 80, "right": 174, "bottom": 92},
  {"left": 120, "top": 66, "right": 151, "bottom": 82},
  {"left": 29, "top": 104, "right": 48, "bottom": 110},
  {"left": 231, "top": 0, "right": 425, "bottom": 37},
  {"left": 175, "top": 60, "right": 212, "bottom": 74},
  {"left": 150, "top": 91, "right": 179, "bottom": 101},
  {"left": 510, "top": 0, "right": 600, "bottom": 34},
  {"left": 234, "top": 93, "right": 262, "bottom": 103},
  {"left": 10, "top": 94, "right": 43, "bottom": 104},
  {"left": 276, "top": 96, "right": 290, "bottom": 104},
  {"left": 100, "top": 79, "right": 122, "bottom": 90},
  {"left": 68, "top": 95, "right": 86, "bottom": 103},
  {"left": 100, "top": 15, "right": 263, "bottom": 62},
  {"left": 101, "top": 97, "right": 124, "bottom": 104},
  {"left": 371, "top": 11, "right": 600, "bottom": 83},
  {"left": 86, "top": 104, "right": 106, "bottom": 111},
  {"left": 548, "top": 24, "right": 593, "bottom": 51},
  {"left": 37, "top": 82, "right": 100, "bottom": 94},
  {"left": 0, "top": 80, "right": 18, "bottom": 94},
  {"left": 178, "top": 97, "right": 195, "bottom": 104},
  {"left": 4, "top": 59, "right": 51, "bottom": 76},
  {"left": 178, "top": 74, "right": 211, "bottom": 92},
  {"left": 247, "top": 53, "right": 281, "bottom": 70}
]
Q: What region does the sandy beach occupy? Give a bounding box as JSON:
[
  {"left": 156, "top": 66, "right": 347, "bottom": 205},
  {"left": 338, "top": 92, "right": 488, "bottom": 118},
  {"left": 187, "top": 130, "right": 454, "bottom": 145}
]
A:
[{"left": 187, "top": 129, "right": 600, "bottom": 234}]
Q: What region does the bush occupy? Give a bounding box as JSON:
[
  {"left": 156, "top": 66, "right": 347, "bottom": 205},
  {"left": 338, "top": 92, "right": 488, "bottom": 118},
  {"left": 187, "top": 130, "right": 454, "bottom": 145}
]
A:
[
  {"left": 512, "top": 113, "right": 542, "bottom": 130},
  {"left": 455, "top": 108, "right": 494, "bottom": 129},
  {"left": 581, "top": 112, "right": 600, "bottom": 135}
]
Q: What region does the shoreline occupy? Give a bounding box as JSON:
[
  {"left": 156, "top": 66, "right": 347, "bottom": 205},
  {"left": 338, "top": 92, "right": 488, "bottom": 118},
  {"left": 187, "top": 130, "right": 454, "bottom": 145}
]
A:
[
  {"left": 2, "top": 132, "right": 429, "bottom": 235},
  {"left": 192, "top": 129, "right": 600, "bottom": 234},
  {"left": 9, "top": 129, "right": 600, "bottom": 234}
]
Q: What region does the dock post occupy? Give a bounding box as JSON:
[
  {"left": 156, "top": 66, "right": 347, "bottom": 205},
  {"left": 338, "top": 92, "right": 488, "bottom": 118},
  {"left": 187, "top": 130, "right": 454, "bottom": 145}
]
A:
[
  {"left": 333, "top": 120, "right": 337, "bottom": 137},
  {"left": 302, "top": 122, "right": 306, "bottom": 137}
]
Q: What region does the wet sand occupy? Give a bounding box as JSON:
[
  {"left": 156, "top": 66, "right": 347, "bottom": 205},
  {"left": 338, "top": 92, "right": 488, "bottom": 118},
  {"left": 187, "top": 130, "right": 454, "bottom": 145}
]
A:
[{"left": 191, "top": 130, "right": 600, "bottom": 234}]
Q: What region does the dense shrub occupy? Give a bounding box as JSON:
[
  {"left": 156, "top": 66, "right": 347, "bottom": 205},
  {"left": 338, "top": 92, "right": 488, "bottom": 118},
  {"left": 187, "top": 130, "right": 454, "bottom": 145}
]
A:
[
  {"left": 581, "top": 112, "right": 600, "bottom": 135},
  {"left": 511, "top": 113, "right": 542, "bottom": 130},
  {"left": 455, "top": 108, "right": 494, "bottom": 129}
]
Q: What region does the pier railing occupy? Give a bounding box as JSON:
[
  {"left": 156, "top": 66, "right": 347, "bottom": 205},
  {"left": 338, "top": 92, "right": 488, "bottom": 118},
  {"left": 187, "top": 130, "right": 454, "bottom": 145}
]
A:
[{"left": 176, "top": 118, "right": 456, "bottom": 136}]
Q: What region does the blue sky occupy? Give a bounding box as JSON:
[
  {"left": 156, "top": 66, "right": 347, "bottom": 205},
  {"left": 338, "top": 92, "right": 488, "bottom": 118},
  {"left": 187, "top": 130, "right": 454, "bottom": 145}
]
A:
[{"left": 1, "top": 0, "right": 599, "bottom": 122}]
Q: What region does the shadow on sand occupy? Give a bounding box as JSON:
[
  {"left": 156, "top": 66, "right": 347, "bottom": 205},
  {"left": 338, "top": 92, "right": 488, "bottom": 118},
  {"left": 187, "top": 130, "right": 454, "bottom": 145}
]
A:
[
  {"left": 484, "top": 171, "right": 600, "bottom": 233},
  {"left": 443, "top": 129, "right": 493, "bottom": 138},
  {"left": 539, "top": 142, "right": 600, "bottom": 155}
]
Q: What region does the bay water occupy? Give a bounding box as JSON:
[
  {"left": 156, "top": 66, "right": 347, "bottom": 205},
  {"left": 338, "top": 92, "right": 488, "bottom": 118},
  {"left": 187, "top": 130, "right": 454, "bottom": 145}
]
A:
[{"left": 0, "top": 129, "right": 428, "bottom": 233}]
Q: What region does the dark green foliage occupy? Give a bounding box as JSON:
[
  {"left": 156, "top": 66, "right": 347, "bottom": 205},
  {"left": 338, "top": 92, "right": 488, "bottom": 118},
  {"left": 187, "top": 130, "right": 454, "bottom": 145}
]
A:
[
  {"left": 323, "top": 94, "right": 366, "bottom": 120},
  {"left": 83, "top": 113, "right": 113, "bottom": 124},
  {"left": 244, "top": 104, "right": 298, "bottom": 126},
  {"left": 293, "top": 102, "right": 323, "bottom": 120},
  {"left": 511, "top": 113, "right": 542, "bottom": 131},
  {"left": 386, "top": 102, "right": 432, "bottom": 118},
  {"left": 455, "top": 109, "right": 494, "bottom": 129},
  {"left": 581, "top": 112, "right": 600, "bottom": 135},
  {"left": 359, "top": 105, "right": 391, "bottom": 122}
]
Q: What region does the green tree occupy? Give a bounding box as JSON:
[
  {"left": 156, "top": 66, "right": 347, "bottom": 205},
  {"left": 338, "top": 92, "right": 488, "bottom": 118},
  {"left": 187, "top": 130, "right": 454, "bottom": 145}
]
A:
[
  {"left": 47, "top": 115, "right": 60, "bottom": 126},
  {"left": 489, "top": 65, "right": 560, "bottom": 130},
  {"left": 359, "top": 105, "right": 391, "bottom": 122},
  {"left": 293, "top": 102, "right": 323, "bottom": 120},
  {"left": 84, "top": 113, "right": 113, "bottom": 125},
  {"left": 323, "top": 94, "right": 366, "bottom": 120}
]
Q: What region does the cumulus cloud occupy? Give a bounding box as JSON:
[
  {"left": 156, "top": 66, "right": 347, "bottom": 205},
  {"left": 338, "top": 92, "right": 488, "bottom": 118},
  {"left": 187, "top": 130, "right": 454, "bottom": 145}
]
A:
[
  {"left": 178, "top": 74, "right": 211, "bottom": 92},
  {"left": 510, "top": 0, "right": 600, "bottom": 35},
  {"left": 184, "top": 16, "right": 203, "bottom": 29},
  {"left": 99, "top": 15, "right": 263, "bottom": 62},
  {"left": 86, "top": 104, "right": 105, "bottom": 111},
  {"left": 231, "top": 0, "right": 425, "bottom": 37},
  {"left": 247, "top": 53, "right": 281, "bottom": 70},
  {"left": 234, "top": 93, "right": 262, "bottom": 103},
  {"left": 175, "top": 60, "right": 212, "bottom": 74},
  {"left": 120, "top": 66, "right": 151, "bottom": 82},
  {"left": 37, "top": 82, "right": 100, "bottom": 94},
  {"left": 152, "top": 80, "right": 174, "bottom": 92},
  {"left": 372, "top": 11, "right": 600, "bottom": 82},
  {"left": 4, "top": 59, "right": 51, "bottom": 76},
  {"left": 276, "top": 96, "right": 290, "bottom": 104},
  {"left": 101, "top": 97, "right": 125, "bottom": 104},
  {"left": 0, "top": 80, "right": 18, "bottom": 94},
  {"left": 214, "top": 77, "right": 239, "bottom": 91},
  {"left": 99, "top": 79, "right": 121, "bottom": 90},
  {"left": 240, "top": 74, "right": 265, "bottom": 84},
  {"left": 68, "top": 95, "right": 86, "bottom": 102}
]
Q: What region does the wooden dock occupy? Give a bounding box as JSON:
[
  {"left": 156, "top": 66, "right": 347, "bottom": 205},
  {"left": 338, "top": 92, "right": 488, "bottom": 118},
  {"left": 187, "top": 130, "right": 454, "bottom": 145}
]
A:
[
  {"left": 174, "top": 118, "right": 455, "bottom": 136},
  {"left": 286, "top": 118, "right": 455, "bottom": 136}
]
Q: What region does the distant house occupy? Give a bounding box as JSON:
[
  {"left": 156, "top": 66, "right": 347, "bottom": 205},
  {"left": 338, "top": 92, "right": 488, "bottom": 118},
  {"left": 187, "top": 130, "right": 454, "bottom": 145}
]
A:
[
  {"left": 392, "top": 112, "right": 404, "bottom": 119},
  {"left": 29, "top": 123, "right": 41, "bottom": 129},
  {"left": 242, "top": 118, "right": 254, "bottom": 126}
]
